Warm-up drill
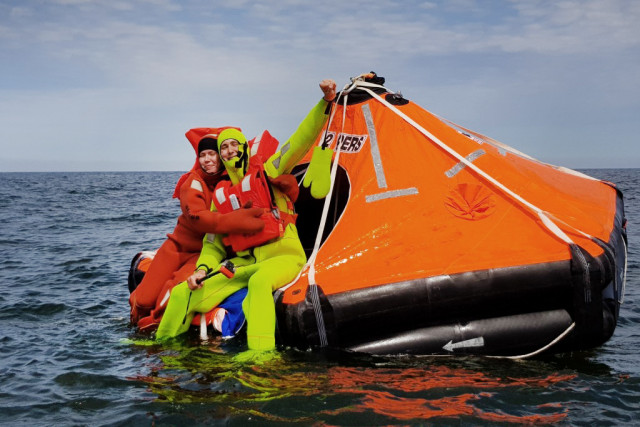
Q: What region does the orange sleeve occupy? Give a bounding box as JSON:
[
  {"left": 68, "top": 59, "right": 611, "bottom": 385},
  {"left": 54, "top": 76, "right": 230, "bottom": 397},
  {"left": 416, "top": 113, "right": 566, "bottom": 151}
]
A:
[{"left": 179, "top": 174, "right": 223, "bottom": 234}]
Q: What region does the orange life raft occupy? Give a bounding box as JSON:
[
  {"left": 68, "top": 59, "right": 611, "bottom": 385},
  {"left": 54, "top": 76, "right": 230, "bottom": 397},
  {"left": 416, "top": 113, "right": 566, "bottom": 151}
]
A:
[{"left": 274, "top": 73, "right": 627, "bottom": 358}]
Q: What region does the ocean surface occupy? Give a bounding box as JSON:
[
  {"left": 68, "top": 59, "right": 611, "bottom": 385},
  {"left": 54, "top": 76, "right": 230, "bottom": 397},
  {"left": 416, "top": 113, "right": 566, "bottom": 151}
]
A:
[{"left": 0, "top": 169, "right": 638, "bottom": 426}]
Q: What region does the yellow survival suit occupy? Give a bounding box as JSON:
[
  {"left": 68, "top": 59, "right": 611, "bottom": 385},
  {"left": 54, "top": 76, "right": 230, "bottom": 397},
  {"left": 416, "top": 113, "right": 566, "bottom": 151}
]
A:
[{"left": 155, "top": 97, "right": 330, "bottom": 350}]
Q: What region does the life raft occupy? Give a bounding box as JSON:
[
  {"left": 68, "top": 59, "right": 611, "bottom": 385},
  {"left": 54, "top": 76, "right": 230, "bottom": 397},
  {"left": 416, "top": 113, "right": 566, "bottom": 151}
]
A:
[{"left": 274, "top": 73, "right": 628, "bottom": 358}]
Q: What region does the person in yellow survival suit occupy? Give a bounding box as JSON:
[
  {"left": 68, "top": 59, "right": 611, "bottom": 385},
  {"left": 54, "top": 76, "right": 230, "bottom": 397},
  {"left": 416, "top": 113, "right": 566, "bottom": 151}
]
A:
[
  {"left": 155, "top": 79, "right": 337, "bottom": 350},
  {"left": 129, "top": 128, "right": 266, "bottom": 330}
]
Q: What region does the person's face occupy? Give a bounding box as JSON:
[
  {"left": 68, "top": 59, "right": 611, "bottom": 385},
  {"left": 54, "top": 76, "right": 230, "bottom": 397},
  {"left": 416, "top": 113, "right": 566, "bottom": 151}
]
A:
[
  {"left": 219, "top": 139, "right": 240, "bottom": 161},
  {"left": 198, "top": 149, "right": 220, "bottom": 175}
]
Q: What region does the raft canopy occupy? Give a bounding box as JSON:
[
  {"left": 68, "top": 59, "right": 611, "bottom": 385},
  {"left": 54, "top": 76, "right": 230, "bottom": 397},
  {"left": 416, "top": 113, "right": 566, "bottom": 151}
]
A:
[
  {"left": 288, "top": 72, "right": 619, "bottom": 300},
  {"left": 274, "top": 73, "right": 626, "bottom": 356}
]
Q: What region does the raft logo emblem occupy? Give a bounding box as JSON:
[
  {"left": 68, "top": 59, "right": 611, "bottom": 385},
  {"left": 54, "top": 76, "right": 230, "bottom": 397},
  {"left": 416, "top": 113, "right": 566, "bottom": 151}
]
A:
[{"left": 323, "top": 132, "right": 368, "bottom": 153}]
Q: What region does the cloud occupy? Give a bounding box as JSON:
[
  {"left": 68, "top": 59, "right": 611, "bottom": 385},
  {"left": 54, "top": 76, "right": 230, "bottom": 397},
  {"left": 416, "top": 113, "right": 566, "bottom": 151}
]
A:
[
  {"left": 502, "top": 0, "right": 640, "bottom": 53},
  {"left": 1, "top": 0, "right": 639, "bottom": 171}
]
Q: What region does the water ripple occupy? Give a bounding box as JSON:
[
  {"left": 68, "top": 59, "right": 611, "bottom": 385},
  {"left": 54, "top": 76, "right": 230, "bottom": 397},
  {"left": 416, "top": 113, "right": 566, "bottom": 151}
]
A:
[
  {"left": 1, "top": 170, "right": 639, "bottom": 426},
  {"left": 0, "top": 302, "right": 69, "bottom": 319}
]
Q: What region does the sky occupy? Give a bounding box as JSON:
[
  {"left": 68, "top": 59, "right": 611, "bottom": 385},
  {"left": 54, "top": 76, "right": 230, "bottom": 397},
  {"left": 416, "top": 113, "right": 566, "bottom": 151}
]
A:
[{"left": 1, "top": 0, "right": 639, "bottom": 172}]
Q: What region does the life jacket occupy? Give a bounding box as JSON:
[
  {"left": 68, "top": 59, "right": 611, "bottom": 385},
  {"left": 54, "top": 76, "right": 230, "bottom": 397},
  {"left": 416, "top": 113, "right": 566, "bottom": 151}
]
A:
[
  {"left": 213, "top": 130, "right": 296, "bottom": 252},
  {"left": 213, "top": 162, "right": 297, "bottom": 252}
]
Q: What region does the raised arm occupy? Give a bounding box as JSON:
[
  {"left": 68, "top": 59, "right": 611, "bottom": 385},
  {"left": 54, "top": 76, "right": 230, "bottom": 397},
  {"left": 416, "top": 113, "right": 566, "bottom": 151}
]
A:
[{"left": 263, "top": 79, "right": 336, "bottom": 178}]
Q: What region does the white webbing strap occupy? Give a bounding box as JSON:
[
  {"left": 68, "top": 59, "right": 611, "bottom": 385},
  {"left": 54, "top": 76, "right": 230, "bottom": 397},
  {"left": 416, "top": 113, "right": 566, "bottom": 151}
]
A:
[
  {"left": 306, "top": 90, "right": 347, "bottom": 284},
  {"left": 355, "top": 81, "right": 590, "bottom": 246},
  {"left": 276, "top": 91, "right": 347, "bottom": 296},
  {"left": 199, "top": 313, "right": 208, "bottom": 341},
  {"left": 300, "top": 89, "right": 351, "bottom": 347},
  {"left": 538, "top": 212, "right": 574, "bottom": 245}
]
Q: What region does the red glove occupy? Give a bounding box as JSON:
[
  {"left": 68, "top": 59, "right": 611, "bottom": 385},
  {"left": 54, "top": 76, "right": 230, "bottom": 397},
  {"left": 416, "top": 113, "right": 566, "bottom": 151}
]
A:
[
  {"left": 268, "top": 174, "right": 300, "bottom": 202},
  {"left": 216, "top": 206, "right": 265, "bottom": 234}
]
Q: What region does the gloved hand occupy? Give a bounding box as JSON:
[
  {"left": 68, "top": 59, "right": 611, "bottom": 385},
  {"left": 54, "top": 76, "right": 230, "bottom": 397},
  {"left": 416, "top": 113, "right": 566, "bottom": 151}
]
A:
[
  {"left": 216, "top": 206, "right": 265, "bottom": 234},
  {"left": 302, "top": 146, "right": 333, "bottom": 199},
  {"left": 268, "top": 174, "right": 300, "bottom": 202}
]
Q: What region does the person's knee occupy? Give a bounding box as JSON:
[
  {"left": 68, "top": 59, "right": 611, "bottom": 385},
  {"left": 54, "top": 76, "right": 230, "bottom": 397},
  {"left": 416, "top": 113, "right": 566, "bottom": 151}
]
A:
[
  {"left": 247, "top": 278, "right": 273, "bottom": 295},
  {"left": 166, "top": 282, "right": 191, "bottom": 305},
  {"left": 130, "top": 289, "right": 156, "bottom": 309}
]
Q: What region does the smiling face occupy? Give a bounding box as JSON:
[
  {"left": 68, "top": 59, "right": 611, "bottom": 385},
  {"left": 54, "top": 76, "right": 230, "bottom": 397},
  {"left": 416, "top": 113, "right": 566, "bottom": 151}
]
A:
[
  {"left": 198, "top": 149, "right": 220, "bottom": 175},
  {"left": 219, "top": 138, "right": 240, "bottom": 161},
  {"left": 216, "top": 128, "right": 249, "bottom": 185}
]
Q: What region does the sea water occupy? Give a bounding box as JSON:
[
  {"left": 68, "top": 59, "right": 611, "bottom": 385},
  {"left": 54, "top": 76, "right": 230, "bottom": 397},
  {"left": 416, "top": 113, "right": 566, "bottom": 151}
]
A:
[{"left": 0, "top": 169, "right": 638, "bottom": 426}]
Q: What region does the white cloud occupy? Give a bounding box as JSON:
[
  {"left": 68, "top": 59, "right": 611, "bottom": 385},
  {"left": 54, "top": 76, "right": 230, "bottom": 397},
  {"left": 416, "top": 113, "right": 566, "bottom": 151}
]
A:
[
  {"left": 9, "top": 6, "right": 32, "bottom": 19},
  {"left": 420, "top": 2, "right": 438, "bottom": 10},
  {"left": 0, "top": 0, "right": 639, "bottom": 171},
  {"left": 507, "top": 0, "right": 640, "bottom": 53}
]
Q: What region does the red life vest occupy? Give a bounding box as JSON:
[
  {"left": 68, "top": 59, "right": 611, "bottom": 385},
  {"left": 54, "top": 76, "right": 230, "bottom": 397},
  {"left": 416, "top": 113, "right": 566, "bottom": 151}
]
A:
[{"left": 213, "top": 130, "right": 296, "bottom": 252}]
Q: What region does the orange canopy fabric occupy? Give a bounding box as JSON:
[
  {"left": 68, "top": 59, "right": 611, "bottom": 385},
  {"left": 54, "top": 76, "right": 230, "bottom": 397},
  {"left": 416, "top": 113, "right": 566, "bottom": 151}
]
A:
[{"left": 282, "top": 82, "right": 617, "bottom": 304}]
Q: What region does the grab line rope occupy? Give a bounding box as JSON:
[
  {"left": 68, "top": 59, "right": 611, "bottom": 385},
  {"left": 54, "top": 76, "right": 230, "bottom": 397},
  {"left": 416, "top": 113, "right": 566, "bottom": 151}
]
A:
[{"left": 489, "top": 322, "right": 575, "bottom": 360}]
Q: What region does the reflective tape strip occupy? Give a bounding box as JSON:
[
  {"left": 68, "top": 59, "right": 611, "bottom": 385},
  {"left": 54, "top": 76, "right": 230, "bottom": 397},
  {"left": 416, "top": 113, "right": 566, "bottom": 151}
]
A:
[
  {"left": 366, "top": 187, "right": 419, "bottom": 203},
  {"left": 229, "top": 194, "right": 240, "bottom": 210},
  {"left": 159, "top": 290, "right": 170, "bottom": 309},
  {"left": 205, "top": 233, "right": 216, "bottom": 243},
  {"left": 281, "top": 141, "right": 291, "bottom": 155},
  {"left": 272, "top": 155, "right": 282, "bottom": 170},
  {"left": 215, "top": 187, "right": 226, "bottom": 205},
  {"left": 251, "top": 133, "right": 262, "bottom": 156},
  {"left": 241, "top": 174, "right": 252, "bottom": 192},
  {"left": 190, "top": 179, "right": 204, "bottom": 192},
  {"left": 361, "top": 103, "right": 387, "bottom": 189},
  {"left": 445, "top": 149, "right": 486, "bottom": 178}
]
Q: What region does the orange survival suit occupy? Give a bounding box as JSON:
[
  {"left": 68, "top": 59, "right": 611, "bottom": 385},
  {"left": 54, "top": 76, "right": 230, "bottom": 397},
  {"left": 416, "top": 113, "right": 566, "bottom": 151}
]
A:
[{"left": 129, "top": 127, "right": 264, "bottom": 329}]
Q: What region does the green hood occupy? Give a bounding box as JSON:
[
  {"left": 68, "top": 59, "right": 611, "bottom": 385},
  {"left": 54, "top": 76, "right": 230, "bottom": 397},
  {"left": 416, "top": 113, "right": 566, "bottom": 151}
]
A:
[{"left": 217, "top": 128, "right": 249, "bottom": 185}]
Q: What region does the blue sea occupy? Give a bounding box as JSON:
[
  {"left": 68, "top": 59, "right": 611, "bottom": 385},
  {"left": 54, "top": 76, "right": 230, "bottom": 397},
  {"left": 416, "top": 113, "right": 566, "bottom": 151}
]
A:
[{"left": 0, "top": 169, "right": 638, "bottom": 426}]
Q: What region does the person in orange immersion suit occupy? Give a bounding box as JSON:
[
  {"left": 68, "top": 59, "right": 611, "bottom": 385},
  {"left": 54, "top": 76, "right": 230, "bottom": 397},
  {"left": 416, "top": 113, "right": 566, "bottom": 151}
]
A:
[{"left": 129, "top": 128, "right": 266, "bottom": 331}]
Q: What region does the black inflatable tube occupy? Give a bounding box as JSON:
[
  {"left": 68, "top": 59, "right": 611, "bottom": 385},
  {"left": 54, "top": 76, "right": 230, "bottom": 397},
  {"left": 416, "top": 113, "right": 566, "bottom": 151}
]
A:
[
  {"left": 275, "top": 184, "right": 627, "bottom": 357},
  {"left": 346, "top": 309, "right": 573, "bottom": 356},
  {"left": 318, "top": 259, "right": 576, "bottom": 349}
]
